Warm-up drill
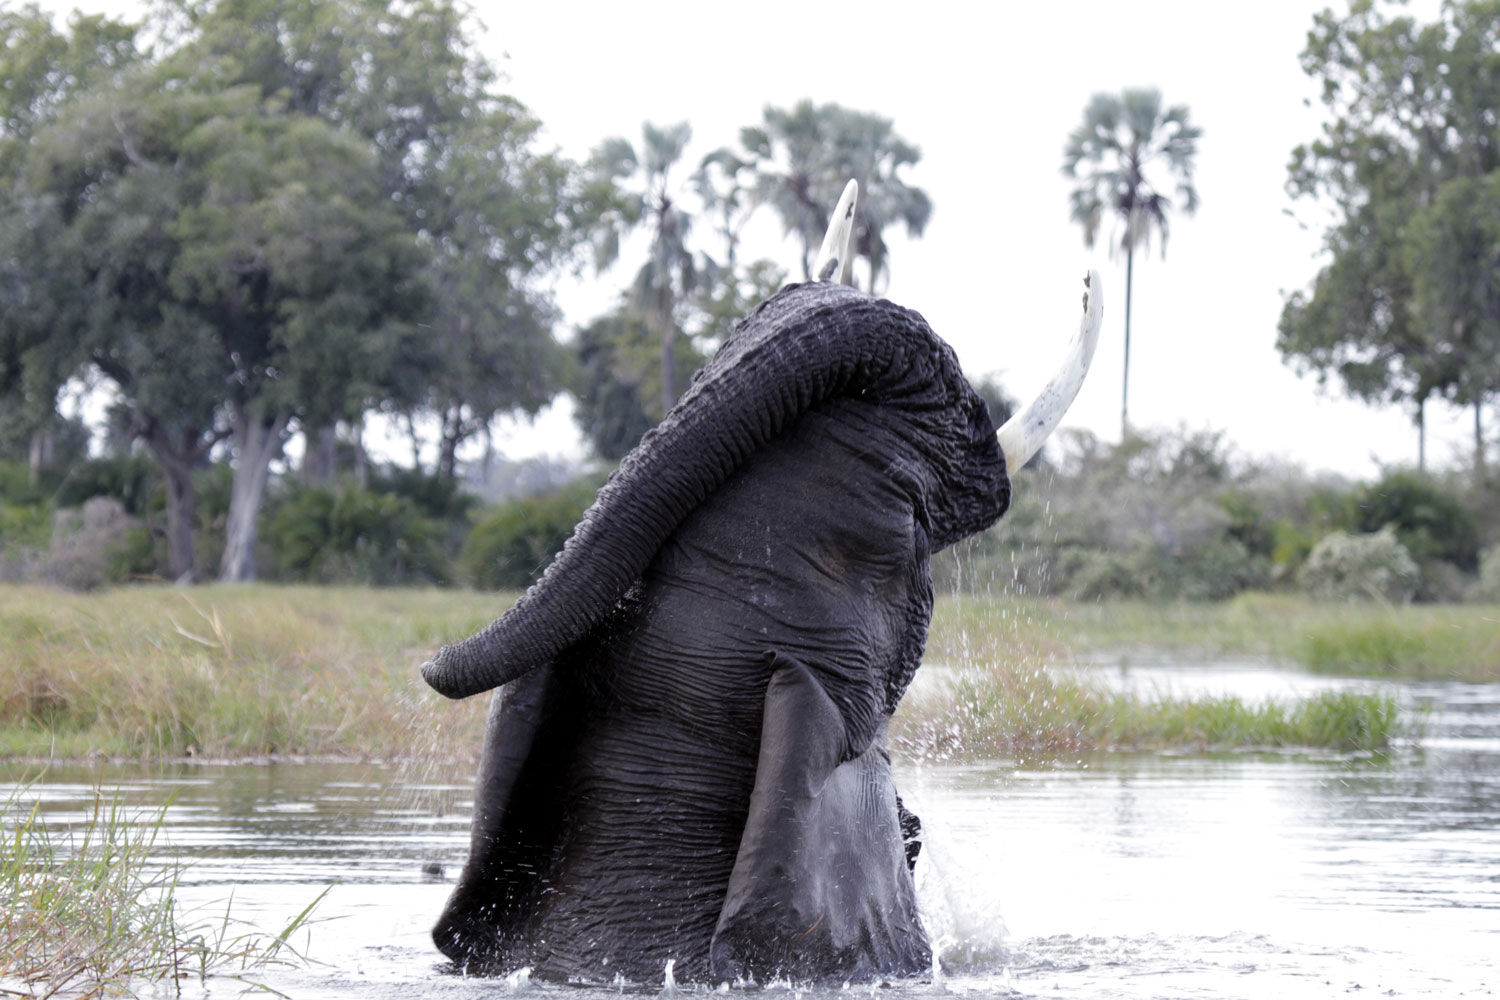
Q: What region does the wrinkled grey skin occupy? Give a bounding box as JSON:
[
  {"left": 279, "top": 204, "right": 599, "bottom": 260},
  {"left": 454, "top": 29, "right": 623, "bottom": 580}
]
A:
[{"left": 423, "top": 281, "right": 1010, "bottom": 985}]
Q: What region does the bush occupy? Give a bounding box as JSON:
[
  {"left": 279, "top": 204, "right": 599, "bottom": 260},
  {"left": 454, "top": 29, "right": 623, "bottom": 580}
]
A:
[
  {"left": 52, "top": 456, "right": 161, "bottom": 516},
  {"left": 461, "top": 479, "right": 600, "bottom": 590},
  {"left": 264, "top": 484, "right": 450, "bottom": 585},
  {"left": 1351, "top": 470, "right": 1479, "bottom": 571},
  {"left": 0, "top": 501, "right": 50, "bottom": 580},
  {"left": 44, "top": 497, "right": 150, "bottom": 591},
  {"left": 1479, "top": 544, "right": 1500, "bottom": 603},
  {"left": 1297, "top": 526, "right": 1420, "bottom": 602}
]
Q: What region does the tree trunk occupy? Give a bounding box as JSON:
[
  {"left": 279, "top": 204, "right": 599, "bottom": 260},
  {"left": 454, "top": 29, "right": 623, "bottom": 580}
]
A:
[
  {"left": 660, "top": 292, "right": 676, "bottom": 417},
  {"left": 438, "top": 408, "right": 463, "bottom": 481},
  {"left": 143, "top": 423, "right": 202, "bottom": 583},
  {"left": 404, "top": 412, "right": 424, "bottom": 473},
  {"left": 300, "top": 421, "right": 338, "bottom": 481},
  {"left": 219, "top": 406, "right": 288, "bottom": 582},
  {"left": 1417, "top": 397, "right": 1427, "bottom": 473},
  {"left": 1122, "top": 243, "right": 1135, "bottom": 439},
  {"left": 1477, "top": 397, "right": 1488, "bottom": 486},
  {"left": 353, "top": 415, "right": 369, "bottom": 488},
  {"left": 27, "top": 428, "right": 52, "bottom": 488}
]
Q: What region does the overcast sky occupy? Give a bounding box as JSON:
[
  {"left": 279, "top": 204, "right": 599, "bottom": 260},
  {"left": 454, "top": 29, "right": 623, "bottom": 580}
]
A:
[{"left": 52, "top": 0, "right": 1465, "bottom": 479}]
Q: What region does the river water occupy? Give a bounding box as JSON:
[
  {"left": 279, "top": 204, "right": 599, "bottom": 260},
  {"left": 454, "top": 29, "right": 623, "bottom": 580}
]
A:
[{"left": 4, "top": 659, "right": 1498, "bottom": 999}]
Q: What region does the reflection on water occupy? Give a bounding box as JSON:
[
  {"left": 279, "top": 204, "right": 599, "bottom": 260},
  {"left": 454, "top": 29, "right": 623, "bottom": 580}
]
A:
[{"left": 3, "top": 662, "right": 1497, "bottom": 999}]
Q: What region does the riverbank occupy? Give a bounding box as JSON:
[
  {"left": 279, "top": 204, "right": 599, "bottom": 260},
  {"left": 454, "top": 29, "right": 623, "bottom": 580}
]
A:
[
  {"left": 0, "top": 584, "right": 1447, "bottom": 761},
  {"left": 930, "top": 593, "right": 1500, "bottom": 680}
]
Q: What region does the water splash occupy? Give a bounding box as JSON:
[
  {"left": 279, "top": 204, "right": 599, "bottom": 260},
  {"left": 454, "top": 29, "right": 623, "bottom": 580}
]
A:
[
  {"left": 929, "top": 934, "right": 950, "bottom": 992},
  {"left": 912, "top": 814, "right": 1010, "bottom": 972},
  {"left": 657, "top": 957, "right": 679, "bottom": 997}
]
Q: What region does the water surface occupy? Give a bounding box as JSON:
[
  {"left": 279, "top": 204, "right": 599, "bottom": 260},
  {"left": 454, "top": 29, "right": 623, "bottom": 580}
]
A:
[{"left": 5, "top": 660, "right": 1497, "bottom": 998}]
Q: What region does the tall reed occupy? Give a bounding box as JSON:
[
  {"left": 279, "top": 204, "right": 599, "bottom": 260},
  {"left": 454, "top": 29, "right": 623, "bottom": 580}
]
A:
[{"left": 1, "top": 780, "right": 326, "bottom": 997}]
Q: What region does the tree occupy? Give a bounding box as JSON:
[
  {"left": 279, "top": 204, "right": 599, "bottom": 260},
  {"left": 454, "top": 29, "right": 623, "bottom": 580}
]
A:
[
  {"left": 25, "top": 77, "right": 426, "bottom": 581},
  {"left": 571, "top": 308, "right": 706, "bottom": 463},
  {"left": 1405, "top": 173, "right": 1500, "bottom": 479},
  {"left": 5, "top": 0, "right": 588, "bottom": 580},
  {"left": 0, "top": 5, "right": 141, "bottom": 485},
  {"left": 1279, "top": 1, "right": 1500, "bottom": 477},
  {"left": 173, "top": 0, "right": 588, "bottom": 490},
  {"left": 413, "top": 105, "right": 579, "bottom": 481},
  {"left": 739, "top": 100, "right": 931, "bottom": 293},
  {"left": 691, "top": 147, "right": 786, "bottom": 347},
  {"left": 1062, "top": 88, "right": 1201, "bottom": 438},
  {"left": 588, "top": 121, "right": 700, "bottom": 416}
]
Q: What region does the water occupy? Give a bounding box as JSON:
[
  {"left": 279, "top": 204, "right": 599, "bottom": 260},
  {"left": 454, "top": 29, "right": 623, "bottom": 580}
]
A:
[{"left": 4, "top": 660, "right": 1498, "bottom": 998}]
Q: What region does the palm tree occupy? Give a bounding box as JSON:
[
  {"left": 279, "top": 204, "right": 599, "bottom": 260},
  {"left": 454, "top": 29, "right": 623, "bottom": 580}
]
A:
[
  {"left": 589, "top": 121, "right": 698, "bottom": 415},
  {"left": 1063, "top": 89, "right": 1201, "bottom": 437},
  {"left": 741, "top": 100, "right": 931, "bottom": 293}
]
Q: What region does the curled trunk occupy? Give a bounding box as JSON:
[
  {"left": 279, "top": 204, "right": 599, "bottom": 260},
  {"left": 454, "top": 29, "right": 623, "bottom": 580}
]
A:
[{"left": 422, "top": 281, "right": 1006, "bottom": 701}]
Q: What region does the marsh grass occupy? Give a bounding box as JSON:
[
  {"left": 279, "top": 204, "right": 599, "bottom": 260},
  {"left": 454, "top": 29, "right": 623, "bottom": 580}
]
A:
[
  {"left": 0, "top": 584, "right": 496, "bottom": 760},
  {"left": 895, "top": 672, "right": 1401, "bottom": 757},
  {"left": 935, "top": 592, "right": 1500, "bottom": 680},
  {"left": 0, "top": 583, "right": 1453, "bottom": 762},
  {"left": 1, "top": 780, "right": 326, "bottom": 998},
  {"left": 901, "top": 592, "right": 1408, "bottom": 756}
]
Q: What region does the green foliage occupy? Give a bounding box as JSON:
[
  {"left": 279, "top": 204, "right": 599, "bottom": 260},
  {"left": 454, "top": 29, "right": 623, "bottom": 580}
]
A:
[
  {"left": 734, "top": 99, "right": 931, "bottom": 291},
  {"left": 264, "top": 484, "right": 449, "bottom": 586},
  {"left": 572, "top": 308, "right": 708, "bottom": 461},
  {"left": 0, "top": 499, "right": 49, "bottom": 580},
  {"left": 368, "top": 465, "right": 479, "bottom": 523},
  {"left": 52, "top": 454, "right": 160, "bottom": 516},
  {"left": 44, "top": 496, "right": 153, "bottom": 590},
  {"left": 941, "top": 428, "right": 1269, "bottom": 601},
  {"left": 1062, "top": 88, "right": 1201, "bottom": 435},
  {"left": 461, "top": 478, "right": 600, "bottom": 590},
  {"left": 1350, "top": 470, "right": 1481, "bottom": 571},
  {"left": 1478, "top": 544, "right": 1500, "bottom": 602},
  {"left": 1062, "top": 88, "right": 1201, "bottom": 257},
  {"left": 2, "top": 0, "right": 592, "bottom": 580},
  {"left": 897, "top": 665, "right": 1400, "bottom": 757},
  {"left": 0, "top": 459, "right": 37, "bottom": 504},
  {"left": 1297, "top": 526, "right": 1420, "bottom": 602},
  {"left": 1281, "top": 1, "right": 1500, "bottom": 449}
]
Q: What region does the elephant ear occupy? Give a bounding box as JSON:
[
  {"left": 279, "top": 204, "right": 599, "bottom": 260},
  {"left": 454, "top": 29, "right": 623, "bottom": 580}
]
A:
[{"left": 422, "top": 281, "right": 1007, "bottom": 701}]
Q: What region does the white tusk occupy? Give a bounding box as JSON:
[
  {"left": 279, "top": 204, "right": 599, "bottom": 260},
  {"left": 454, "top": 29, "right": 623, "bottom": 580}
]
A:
[
  {"left": 996, "top": 270, "right": 1104, "bottom": 470},
  {"left": 812, "top": 179, "right": 858, "bottom": 284}
]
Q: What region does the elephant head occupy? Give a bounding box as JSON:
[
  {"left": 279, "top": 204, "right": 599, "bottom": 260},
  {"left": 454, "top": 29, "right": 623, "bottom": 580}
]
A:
[{"left": 422, "top": 180, "right": 1102, "bottom": 984}]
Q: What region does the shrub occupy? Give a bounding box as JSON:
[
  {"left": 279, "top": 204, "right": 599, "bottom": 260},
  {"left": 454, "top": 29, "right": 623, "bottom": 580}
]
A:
[
  {"left": 44, "top": 497, "right": 150, "bottom": 590},
  {"left": 1479, "top": 544, "right": 1500, "bottom": 603},
  {"left": 52, "top": 456, "right": 161, "bottom": 516},
  {"left": 462, "top": 478, "right": 600, "bottom": 590},
  {"left": 0, "top": 501, "right": 50, "bottom": 580},
  {"left": 1351, "top": 470, "right": 1479, "bottom": 571},
  {"left": 1297, "top": 526, "right": 1420, "bottom": 602},
  {"left": 264, "top": 484, "right": 450, "bottom": 585}
]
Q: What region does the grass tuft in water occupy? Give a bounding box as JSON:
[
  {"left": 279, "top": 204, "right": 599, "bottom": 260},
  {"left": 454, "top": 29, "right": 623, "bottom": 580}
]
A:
[
  {"left": 895, "top": 668, "right": 1402, "bottom": 758},
  {"left": 0, "top": 779, "right": 326, "bottom": 997}
]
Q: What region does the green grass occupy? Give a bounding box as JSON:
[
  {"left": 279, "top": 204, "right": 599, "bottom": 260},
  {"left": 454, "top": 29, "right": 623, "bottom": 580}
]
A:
[
  {"left": 1, "top": 779, "right": 326, "bottom": 996},
  {"left": 893, "top": 666, "right": 1401, "bottom": 758},
  {"left": 0, "top": 583, "right": 1452, "bottom": 761},
  {"left": 0, "top": 583, "right": 498, "bottom": 760},
  {"left": 934, "top": 592, "right": 1500, "bottom": 680}
]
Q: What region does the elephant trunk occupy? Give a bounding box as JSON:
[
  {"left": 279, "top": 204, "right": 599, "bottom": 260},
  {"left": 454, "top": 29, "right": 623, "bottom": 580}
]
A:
[{"left": 422, "top": 281, "right": 1002, "bottom": 701}]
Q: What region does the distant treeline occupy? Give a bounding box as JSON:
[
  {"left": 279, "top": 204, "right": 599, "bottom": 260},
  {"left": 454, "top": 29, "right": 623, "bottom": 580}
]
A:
[
  {"left": 3, "top": 427, "right": 1497, "bottom": 603},
  {"left": 5, "top": 0, "right": 1500, "bottom": 596}
]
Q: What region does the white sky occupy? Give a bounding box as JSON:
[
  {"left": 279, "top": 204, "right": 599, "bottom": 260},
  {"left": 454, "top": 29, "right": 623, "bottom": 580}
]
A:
[{"left": 50, "top": 0, "right": 1469, "bottom": 479}]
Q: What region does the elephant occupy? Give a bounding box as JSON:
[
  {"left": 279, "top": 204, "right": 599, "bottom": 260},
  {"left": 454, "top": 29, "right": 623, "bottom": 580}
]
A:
[{"left": 421, "top": 181, "right": 1102, "bottom": 985}]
